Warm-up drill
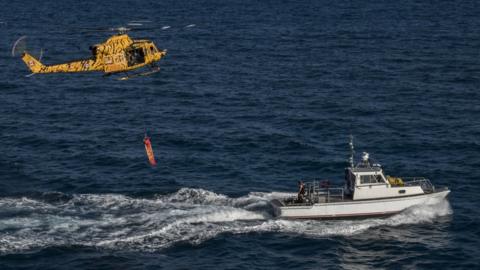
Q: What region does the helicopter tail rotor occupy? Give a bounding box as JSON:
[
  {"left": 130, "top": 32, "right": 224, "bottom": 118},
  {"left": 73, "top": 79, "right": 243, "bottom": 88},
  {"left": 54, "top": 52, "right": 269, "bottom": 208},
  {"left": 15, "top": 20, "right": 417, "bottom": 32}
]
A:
[
  {"left": 12, "top": 36, "right": 46, "bottom": 76},
  {"left": 21, "top": 52, "right": 45, "bottom": 74},
  {"left": 11, "top": 35, "right": 28, "bottom": 57}
]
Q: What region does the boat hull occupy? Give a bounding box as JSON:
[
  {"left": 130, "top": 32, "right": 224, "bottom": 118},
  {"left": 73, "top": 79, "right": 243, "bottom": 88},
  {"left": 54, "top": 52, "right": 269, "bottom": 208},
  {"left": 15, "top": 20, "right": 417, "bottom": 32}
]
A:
[{"left": 272, "top": 189, "right": 450, "bottom": 219}]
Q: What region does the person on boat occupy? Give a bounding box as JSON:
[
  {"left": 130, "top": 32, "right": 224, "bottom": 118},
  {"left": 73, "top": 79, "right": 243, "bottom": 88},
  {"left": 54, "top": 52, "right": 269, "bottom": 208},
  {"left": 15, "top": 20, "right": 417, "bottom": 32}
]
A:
[
  {"left": 320, "top": 180, "right": 330, "bottom": 188},
  {"left": 297, "top": 181, "right": 305, "bottom": 202}
]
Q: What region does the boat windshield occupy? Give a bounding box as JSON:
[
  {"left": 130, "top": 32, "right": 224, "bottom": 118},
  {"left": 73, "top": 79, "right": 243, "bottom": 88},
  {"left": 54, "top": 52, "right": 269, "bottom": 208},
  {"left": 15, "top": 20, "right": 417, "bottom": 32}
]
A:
[{"left": 360, "top": 174, "right": 383, "bottom": 184}]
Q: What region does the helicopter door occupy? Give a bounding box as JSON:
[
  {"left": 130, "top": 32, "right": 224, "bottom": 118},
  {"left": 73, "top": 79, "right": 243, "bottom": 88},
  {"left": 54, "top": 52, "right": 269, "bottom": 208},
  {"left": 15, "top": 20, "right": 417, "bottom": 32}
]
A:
[{"left": 126, "top": 48, "right": 145, "bottom": 67}]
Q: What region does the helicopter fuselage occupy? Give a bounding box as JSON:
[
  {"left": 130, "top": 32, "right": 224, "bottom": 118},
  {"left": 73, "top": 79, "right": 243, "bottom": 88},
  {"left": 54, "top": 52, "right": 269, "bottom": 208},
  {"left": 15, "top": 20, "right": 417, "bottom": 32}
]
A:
[{"left": 21, "top": 34, "right": 166, "bottom": 75}]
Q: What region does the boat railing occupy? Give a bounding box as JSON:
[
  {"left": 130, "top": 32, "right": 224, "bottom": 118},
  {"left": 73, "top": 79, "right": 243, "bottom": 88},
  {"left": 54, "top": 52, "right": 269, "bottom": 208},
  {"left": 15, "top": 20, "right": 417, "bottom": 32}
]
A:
[
  {"left": 281, "top": 179, "right": 346, "bottom": 206},
  {"left": 305, "top": 180, "right": 345, "bottom": 203},
  {"left": 401, "top": 177, "right": 435, "bottom": 193}
]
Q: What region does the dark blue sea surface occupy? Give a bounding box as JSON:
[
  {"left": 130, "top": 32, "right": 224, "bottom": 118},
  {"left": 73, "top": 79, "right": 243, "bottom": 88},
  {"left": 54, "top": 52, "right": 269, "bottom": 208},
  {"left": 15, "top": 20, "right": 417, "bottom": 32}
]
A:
[{"left": 0, "top": 0, "right": 479, "bottom": 269}]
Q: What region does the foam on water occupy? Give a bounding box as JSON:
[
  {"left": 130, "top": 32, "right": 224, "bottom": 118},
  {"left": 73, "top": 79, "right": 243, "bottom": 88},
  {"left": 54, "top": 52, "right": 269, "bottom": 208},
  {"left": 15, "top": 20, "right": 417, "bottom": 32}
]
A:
[{"left": 0, "top": 188, "right": 452, "bottom": 254}]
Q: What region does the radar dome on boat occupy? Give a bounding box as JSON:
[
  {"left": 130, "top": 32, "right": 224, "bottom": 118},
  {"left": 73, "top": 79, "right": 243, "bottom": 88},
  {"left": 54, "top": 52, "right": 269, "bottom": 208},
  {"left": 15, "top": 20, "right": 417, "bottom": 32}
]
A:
[{"left": 362, "top": 152, "right": 369, "bottom": 162}]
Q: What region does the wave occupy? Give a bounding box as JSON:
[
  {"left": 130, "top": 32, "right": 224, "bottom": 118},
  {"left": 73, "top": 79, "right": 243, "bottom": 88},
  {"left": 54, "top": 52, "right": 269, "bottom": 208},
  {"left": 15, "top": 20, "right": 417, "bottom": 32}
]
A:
[{"left": 0, "top": 188, "right": 452, "bottom": 254}]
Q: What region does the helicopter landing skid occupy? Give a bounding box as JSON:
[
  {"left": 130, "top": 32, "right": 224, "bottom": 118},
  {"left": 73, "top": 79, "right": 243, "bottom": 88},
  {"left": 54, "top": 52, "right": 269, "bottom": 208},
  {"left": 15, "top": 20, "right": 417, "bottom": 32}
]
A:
[{"left": 118, "top": 66, "right": 160, "bottom": 81}]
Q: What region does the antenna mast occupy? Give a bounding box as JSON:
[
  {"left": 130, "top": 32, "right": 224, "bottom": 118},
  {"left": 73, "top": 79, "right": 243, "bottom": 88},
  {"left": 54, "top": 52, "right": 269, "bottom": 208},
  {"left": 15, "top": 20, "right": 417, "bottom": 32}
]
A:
[{"left": 348, "top": 134, "right": 354, "bottom": 168}]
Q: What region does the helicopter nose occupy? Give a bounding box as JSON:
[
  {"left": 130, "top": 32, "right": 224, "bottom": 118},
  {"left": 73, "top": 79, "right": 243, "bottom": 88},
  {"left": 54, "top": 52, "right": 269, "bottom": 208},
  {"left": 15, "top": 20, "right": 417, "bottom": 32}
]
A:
[{"left": 155, "top": 51, "right": 166, "bottom": 61}]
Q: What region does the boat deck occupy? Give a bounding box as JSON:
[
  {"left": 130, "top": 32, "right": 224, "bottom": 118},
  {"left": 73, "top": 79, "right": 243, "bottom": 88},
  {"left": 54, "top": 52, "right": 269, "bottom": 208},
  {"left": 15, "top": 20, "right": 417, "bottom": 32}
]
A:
[
  {"left": 278, "top": 192, "right": 352, "bottom": 207},
  {"left": 276, "top": 177, "right": 439, "bottom": 207},
  {"left": 274, "top": 187, "right": 449, "bottom": 207}
]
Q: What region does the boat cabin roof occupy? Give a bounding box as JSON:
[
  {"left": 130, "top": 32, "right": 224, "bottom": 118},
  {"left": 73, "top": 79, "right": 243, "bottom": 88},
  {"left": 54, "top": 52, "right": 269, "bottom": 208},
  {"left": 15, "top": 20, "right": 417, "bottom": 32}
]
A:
[
  {"left": 350, "top": 166, "right": 382, "bottom": 173},
  {"left": 346, "top": 155, "right": 389, "bottom": 186}
]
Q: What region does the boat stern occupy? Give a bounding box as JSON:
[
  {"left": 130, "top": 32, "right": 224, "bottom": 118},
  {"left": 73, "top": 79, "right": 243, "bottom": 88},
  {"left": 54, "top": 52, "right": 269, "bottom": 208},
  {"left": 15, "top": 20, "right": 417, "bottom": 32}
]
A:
[{"left": 270, "top": 199, "right": 284, "bottom": 217}]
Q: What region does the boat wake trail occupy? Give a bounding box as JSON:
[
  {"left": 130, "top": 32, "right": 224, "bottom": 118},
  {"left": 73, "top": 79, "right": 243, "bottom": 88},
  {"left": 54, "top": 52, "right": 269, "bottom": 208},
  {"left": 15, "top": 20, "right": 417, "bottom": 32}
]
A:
[{"left": 0, "top": 188, "right": 452, "bottom": 254}]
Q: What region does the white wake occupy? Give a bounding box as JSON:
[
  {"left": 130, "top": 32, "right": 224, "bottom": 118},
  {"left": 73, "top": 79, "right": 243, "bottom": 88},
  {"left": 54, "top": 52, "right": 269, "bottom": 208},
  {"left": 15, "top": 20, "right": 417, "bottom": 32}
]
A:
[{"left": 0, "top": 188, "right": 452, "bottom": 254}]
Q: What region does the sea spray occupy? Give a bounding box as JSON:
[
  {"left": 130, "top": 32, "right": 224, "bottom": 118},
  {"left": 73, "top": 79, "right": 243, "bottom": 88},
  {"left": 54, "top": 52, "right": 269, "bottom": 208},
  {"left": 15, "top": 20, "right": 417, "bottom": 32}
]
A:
[{"left": 0, "top": 189, "right": 452, "bottom": 254}]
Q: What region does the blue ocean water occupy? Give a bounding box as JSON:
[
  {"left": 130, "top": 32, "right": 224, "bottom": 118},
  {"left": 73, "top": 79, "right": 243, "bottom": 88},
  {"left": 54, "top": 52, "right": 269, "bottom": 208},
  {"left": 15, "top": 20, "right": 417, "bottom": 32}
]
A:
[{"left": 0, "top": 0, "right": 479, "bottom": 269}]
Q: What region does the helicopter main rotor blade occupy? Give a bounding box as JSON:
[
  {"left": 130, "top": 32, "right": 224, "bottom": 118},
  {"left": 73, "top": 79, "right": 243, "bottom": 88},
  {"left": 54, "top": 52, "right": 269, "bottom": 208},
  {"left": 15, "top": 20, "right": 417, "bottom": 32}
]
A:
[{"left": 66, "top": 23, "right": 198, "bottom": 35}]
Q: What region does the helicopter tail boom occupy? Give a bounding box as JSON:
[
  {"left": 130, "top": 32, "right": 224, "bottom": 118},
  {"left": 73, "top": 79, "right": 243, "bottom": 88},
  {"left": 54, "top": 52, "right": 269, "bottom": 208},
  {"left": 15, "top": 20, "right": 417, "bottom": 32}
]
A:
[
  {"left": 21, "top": 52, "right": 45, "bottom": 73},
  {"left": 21, "top": 52, "right": 102, "bottom": 74}
]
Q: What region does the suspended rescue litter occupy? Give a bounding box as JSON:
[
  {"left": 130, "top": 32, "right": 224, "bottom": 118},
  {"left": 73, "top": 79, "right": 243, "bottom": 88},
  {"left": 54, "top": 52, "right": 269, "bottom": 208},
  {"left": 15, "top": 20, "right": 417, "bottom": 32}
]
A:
[{"left": 143, "top": 134, "right": 157, "bottom": 166}]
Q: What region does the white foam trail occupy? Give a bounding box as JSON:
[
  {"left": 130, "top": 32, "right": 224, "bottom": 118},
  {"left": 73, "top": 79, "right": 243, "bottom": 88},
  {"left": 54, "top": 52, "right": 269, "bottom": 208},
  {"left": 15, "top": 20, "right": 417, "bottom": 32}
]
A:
[
  {"left": 161, "top": 26, "right": 171, "bottom": 30},
  {"left": 185, "top": 24, "right": 196, "bottom": 28},
  {"left": 129, "top": 20, "right": 151, "bottom": 23},
  {"left": 233, "top": 198, "right": 453, "bottom": 237},
  {"left": 0, "top": 189, "right": 452, "bottom": 254},
  {"left": 157, "top": 187, "right": 294, "bottom": 209}
]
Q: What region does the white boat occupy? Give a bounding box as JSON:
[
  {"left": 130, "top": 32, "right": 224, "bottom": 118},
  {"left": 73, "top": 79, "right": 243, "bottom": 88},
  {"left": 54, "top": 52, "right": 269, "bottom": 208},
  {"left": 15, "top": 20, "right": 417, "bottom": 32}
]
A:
[{"left": 271, "top": 138, "right": 450, "bottom": 219}]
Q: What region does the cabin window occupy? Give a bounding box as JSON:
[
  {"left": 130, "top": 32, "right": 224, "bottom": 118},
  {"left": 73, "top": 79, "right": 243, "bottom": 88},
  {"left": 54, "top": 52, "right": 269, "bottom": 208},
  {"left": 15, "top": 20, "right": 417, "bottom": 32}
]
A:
[
  {"left": 126, "top": 48, "right": 145, "bottom": 66},
  {"left": 399, "top": 190, "right": 406, "bottom": 194},
  {"left": 360, "top": 175, "right": 381, "bottom": 184}
]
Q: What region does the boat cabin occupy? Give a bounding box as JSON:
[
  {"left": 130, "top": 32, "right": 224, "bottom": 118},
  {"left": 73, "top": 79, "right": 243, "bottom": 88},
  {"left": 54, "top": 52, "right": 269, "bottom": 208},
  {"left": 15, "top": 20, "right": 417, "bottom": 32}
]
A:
[
  {"left": 345, "top": 152, "right": 427, "bottom": 200},
  {"left": 283, "top": 149, "right": 436, "bottom": 207}
]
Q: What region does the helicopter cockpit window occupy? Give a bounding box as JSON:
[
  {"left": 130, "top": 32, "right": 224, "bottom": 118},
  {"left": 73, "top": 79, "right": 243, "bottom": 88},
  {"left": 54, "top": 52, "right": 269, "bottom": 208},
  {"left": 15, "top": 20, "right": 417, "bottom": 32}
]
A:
[
  {"left": 126, "top": 48, "right": 145, "bottom": 66},
  {"left": 150, "top": 45, "right": 158, "bottom": 54},
  {"left": 90, "top": 46, "right": 97, "bottom": 58}
]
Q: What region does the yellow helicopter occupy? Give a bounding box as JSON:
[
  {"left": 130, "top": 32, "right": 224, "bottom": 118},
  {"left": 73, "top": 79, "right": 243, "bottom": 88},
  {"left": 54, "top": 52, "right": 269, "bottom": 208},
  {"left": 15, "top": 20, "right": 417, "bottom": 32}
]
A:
[{"left": 14, "top": 27, "right": 167, "bottom": 80}]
